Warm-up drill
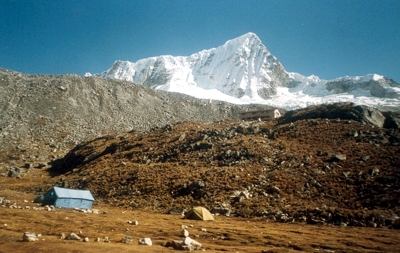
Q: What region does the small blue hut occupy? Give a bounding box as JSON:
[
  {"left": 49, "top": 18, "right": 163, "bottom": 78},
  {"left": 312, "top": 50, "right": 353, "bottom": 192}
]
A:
[{"left": 42, "top": 186, "right": 95, "bottom": 209}]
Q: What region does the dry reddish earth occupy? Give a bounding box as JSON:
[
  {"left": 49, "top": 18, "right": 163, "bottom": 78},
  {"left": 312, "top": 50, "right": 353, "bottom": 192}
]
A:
[
  {"left": 48, "top": 118, "right": 400, "bottom": 225},
  {"left": 0, "top": 187, "right": 399, "bottom": 253},
  {"left": 1, "top": 117, "right": 400, "bottom": 252}
]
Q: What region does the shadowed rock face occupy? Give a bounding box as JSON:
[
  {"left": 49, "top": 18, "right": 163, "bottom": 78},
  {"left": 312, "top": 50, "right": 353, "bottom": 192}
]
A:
[{"left": 278, "top": 102, "right": 398, "bottom": 128}]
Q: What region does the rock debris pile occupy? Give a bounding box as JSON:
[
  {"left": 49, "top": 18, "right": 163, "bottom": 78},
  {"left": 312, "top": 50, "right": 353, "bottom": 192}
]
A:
[{"left": 49, "top": 108, "right": 400, "bottom": 228}]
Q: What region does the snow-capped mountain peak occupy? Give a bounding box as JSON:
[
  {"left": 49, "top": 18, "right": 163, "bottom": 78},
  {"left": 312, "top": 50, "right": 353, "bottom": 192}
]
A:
[
  {"left": 101, "top": 33, "right": 400, "bottom": 110},
  {"left": 102, "top": 32, "right": 296, "bottom": 100}
]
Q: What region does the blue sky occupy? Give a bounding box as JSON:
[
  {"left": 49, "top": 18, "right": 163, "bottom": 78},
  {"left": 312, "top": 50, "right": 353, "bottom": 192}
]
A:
[{"left": 1, "top": 0, "right": 399, "bottom": 81}]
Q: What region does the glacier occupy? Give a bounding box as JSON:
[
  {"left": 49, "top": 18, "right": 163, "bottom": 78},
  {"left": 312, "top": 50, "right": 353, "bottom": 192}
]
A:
[{"left": 100, "top": 32, "right": 400, "bottom": 111}]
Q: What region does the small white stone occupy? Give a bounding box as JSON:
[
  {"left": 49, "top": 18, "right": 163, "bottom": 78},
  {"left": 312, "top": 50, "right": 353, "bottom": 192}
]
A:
[
  {"left": 181, "top": 229, "right": 189, "bottom": 237},
  {"left": 138, "top": 237, "right": 152, "bottom": 246},
  {"left": 22, "top": 232, "right": 38, "bottom": 242},
  {"left": 66, "top": 233, "right": 81, "bottom": 240}
]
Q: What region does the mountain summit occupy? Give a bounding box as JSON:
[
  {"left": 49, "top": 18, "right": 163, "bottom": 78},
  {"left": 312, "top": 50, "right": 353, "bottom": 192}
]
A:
[
  {"left": 101, "top": 33, "right": 400, "bottom": 110},
  {"left": 102, "top": 32, "right": 295, "bottom": 99}
]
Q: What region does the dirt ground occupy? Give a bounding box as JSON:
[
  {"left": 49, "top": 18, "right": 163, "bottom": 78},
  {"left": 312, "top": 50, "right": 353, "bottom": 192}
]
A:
[
  {"left": 1, "top": 117, "right": 400, "bottom": 252},
  {"left": 1, "top": 186, "right": 399, "bottom": 253}
]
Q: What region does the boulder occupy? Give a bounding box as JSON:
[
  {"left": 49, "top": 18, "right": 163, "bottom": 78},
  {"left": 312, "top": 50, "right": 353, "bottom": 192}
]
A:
[
  {"left": 278, "top": 103, "right": 387, "bottom": 128},
  {"left": 33, "top": 195, "right": 44, "bottom": 203},
  {"left": 22, "top": 232, "right": 38, "bottom": 242},
  {"left": 8, "top": 168, "right": 24, "bottom": 178},
  {"left": 183, "top": 237, "right": 202, "bottom": 250},
  {"left": 169, "top": 208, "right": 186, "bottom": 215},
  {"left": 165, "top": 240, "right": 184, "bottom": 250},
  {"left": 210, "top": 207, "right": 231, "bottom": 216},
  {"left": 165, "top": 237, "right": 202, "bottom": 251},
  {"left": 121, "top": 235, "right": 133, "bottom": 243},
  {"left": 331, "top": 154, "right": 346, "bottom": 161},
  {"left": 181, "top": 229, "right": 189, "bottom": 237},
  {"left": 138, "top": 237, "right": 152, "bottom": 246},
  {"left": 353, "top": 105, "right": 386, "bottom": 128},
  {"left": 384, "top": 115, "right": 400, "bottom": 129},
  {"left": 66, "top": 233, "right": 81, "bottom": 240}
]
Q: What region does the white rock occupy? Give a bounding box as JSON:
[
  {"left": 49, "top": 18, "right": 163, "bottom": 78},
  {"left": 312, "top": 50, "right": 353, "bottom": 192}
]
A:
[
  {"left": 181, "top": 229, "right": 189, "bottom": 237},
  {"left": 183, "top": 237, "right": 202, "bottom": 250},
  {"left": 22, "top": 232, "right": 38, "bottom": 242},
  {"left": 66, "top": 233, "right": 81, "bottom": 240},
  {"left": 138, "top": 237, "right": 152, "bottom": 246},
  {"left": 183, "top": 237, "right": 194, "bottom": 245}
]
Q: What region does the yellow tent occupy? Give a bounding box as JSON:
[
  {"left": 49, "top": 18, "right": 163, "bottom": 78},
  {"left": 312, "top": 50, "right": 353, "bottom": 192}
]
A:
[{"left": 184, "top": 206, "right": 214, "bottom": 221}]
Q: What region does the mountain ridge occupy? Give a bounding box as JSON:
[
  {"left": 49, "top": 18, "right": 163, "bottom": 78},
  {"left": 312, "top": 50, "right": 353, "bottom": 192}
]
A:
[{"left": 99, "top": 32, "right": 400, "bottom": 110}]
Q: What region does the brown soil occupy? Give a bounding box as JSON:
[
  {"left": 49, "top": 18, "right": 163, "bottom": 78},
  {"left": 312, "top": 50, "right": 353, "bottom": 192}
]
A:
[
  {"left": 1, "top": 186, "right": 400, "bottom": 253},
  {"left": 1, "top": 118, "right": 400, "bottom": 252}
]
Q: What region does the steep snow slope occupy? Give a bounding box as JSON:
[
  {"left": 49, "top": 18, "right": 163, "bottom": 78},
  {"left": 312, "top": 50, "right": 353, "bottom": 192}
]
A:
[
  {"left": 101, "top": 32, "right": 400, "bottom": 110},
  {"left": 102, "top": 33, "right": 294, "bottom": 99}
]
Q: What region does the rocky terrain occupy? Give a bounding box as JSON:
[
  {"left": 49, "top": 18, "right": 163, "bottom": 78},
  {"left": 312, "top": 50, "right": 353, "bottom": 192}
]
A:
[
  {"left": 0, "top": 68, "right": 276, "bottom": 168},
  {"left": 1, "top": 68, "right": 400, "bottom": 252},
  {"left": 1, "top": 68, "right": 400, "bottom": 227},
  {"left": 41, "top": 109, "right": 398, "bottom": 228}
]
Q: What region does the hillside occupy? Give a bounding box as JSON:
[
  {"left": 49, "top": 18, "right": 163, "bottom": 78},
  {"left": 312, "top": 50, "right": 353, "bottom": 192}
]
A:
[
  {"left": 43, "top": 113, "right": 399, "bottom": 227},
  {"left": 0, "top": 68, "right": 276, "bottom": 168},
  {"left": 1, "top": 68, "right": 399, "bottom": 228},
  {"left": 1, "top": 69, "right": 400, "bottom": 252}
]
